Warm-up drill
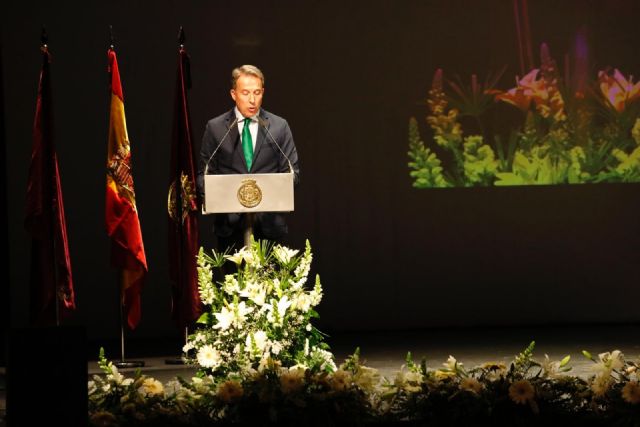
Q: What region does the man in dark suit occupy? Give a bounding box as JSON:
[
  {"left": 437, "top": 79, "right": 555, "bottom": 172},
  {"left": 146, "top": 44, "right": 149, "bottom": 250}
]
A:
[{"left": 197, "top": 65, "right": 300, "bottom": 251}]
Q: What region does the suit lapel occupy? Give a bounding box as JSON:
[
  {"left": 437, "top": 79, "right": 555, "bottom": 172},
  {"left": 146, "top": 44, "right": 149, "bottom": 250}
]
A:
[
  {"left": 252, "top": 111, "right": 268, "bottom": 168},
  {"left": 233, "top": 130, "right": 247, "bottom": 172},
  {"left": 224, "top": 110, "right": 247, "bottom": 172},
  {"left": 225, "top": 110, "right": 241, "bottom": 150}
]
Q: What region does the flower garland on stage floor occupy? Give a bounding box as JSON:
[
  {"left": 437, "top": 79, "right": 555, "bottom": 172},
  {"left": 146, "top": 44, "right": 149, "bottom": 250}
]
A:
[{"left": 88, "top": 241, "right": 640, "bottom": 426}]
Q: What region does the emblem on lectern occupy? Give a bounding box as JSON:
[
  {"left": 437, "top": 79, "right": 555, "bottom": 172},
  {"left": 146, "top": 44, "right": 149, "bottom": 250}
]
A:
[{"left": 237, "top": 179, "right": 262, "bottom": 208}]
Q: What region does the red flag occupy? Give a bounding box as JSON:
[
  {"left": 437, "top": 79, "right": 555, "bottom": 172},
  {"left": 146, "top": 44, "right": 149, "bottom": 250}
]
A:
[
  {"left": 25, "top": 45, "right": 75, "bottom": 325},
  {"left": 168, "top": 43, "right": 201, "bottom": 328},
  {"left": 105, "top": 48, "right": 147, "bottom": 330}
]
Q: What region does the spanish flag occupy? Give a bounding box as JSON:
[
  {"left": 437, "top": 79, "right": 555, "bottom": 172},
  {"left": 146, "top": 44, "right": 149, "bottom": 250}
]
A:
[{"left": 105, "top": 48, "right": 147, "bottom": 330}]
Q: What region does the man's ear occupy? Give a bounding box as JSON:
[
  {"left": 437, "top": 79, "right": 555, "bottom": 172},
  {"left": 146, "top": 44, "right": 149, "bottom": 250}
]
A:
[{"left": 230, "top": 89, "right": 237, "bottom": 101}]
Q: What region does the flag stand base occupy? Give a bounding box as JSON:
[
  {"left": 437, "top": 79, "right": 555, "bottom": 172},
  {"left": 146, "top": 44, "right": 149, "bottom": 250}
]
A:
[
  {"left": 114, "top": 360, "right": 145, "bottom": 369},
  {"left": 165, "top": 327, "right": 191, "bottom": 364}
]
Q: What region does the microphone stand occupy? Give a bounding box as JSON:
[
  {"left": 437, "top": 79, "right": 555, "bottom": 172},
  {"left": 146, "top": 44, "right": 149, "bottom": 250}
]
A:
[{"left": 257, "top": 117, "right": 295, "bottom": 175}]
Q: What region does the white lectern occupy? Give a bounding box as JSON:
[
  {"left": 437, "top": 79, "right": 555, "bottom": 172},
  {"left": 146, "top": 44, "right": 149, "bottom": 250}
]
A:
[{"left": 202, "top": 172, "right": 295, "bottom": 246}]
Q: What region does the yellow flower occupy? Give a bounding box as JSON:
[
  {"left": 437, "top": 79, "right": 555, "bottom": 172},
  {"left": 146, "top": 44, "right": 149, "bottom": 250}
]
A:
[
  {"left": 426, "top": 69, "right": 463, "bottom": 139},
  {"left": 508, "top": 380, "right": 535, "bottom": 405},
  {"left": 394, "top": 368, "right": 423, "bottom": 392},
  {"left": 137, "top": 377, "right": 164, "bottom": 397},
  {"left": 482, "top": 361, "right": 507, "bottom": 370},
  {"left": 434, "top": 369, "right": 456, "bottom": 381},
  {"left": 279, "top": 367, "right": 305, "bottom": 394},
  {"left": 217, "top": 379, "right": 244, "bottom": 403},
  {"left": 630, "top": 119, "right": 640, "bottom": 146},
  {"left": 353, "top": 366, "right": 380, "bottom": 392},
  {"left": 482, "top": 362, "right": 507, "bottom": 381},
  {"left": 590, "top": 373, "right": 612, "bottom": 398},
  {"left": 621, "top": 381, "right": 640, "bottom": 404},
  {"left": 460, "top": 377, "right": 483, "bottom": 394},
  {"left": 329, "top": 369, "right": 352, "bottom": 392}
]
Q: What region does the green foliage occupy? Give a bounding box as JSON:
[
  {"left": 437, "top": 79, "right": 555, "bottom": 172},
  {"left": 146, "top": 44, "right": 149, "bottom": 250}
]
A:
[
  {"left": 407, "top": 118, "right": 451, "bottom": 188},
  {"left": 462, "top": 135, "right": 499, "bottom": 186},
  {"left": 513, "top": 340, "right": 536, "bottom": 371},
  {"left": 445, "top": 68, "right": 506, "bottom": 119}
]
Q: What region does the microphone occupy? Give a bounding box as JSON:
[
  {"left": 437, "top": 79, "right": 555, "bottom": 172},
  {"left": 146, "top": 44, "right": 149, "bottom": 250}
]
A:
[
  {"left": 257, "top": 117, "right": 294, "bottom": 173},
  {"left": 204, "top": 117, "right": 239, "bottom": 175}
]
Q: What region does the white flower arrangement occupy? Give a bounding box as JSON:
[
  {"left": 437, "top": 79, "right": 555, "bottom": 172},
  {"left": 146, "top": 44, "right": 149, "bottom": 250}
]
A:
[{"left": 184, "top": 239, "right": 332, "bottom": 377}]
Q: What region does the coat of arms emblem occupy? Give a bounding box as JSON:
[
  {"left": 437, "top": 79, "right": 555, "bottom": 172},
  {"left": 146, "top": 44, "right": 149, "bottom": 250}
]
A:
[{"left": 237, "top": 179, "right": 262, "bottom": 208}]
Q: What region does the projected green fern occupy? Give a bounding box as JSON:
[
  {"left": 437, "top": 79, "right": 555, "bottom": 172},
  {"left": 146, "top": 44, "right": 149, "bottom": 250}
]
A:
[{"left": 408, "top": 45, "right": 640, "bottom": 188}]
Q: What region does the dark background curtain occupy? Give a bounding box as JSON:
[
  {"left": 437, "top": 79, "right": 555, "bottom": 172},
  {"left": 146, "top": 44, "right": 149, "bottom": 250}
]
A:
[{"left": 2, "top": 0, "right": 639, "bottom": 349}]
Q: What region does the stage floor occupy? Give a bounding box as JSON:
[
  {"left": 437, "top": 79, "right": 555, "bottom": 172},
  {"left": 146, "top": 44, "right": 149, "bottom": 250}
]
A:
[
  {"left": 90, "top": 323, "right": 640, "bottom": 383},
  {"left": 1, "top": 323, "right": 639, "bottom": 425}
]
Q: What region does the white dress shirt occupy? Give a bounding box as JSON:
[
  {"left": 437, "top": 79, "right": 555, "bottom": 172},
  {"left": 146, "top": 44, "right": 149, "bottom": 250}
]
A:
[{"left": 234, "top": 107, "right": 259, "bottom": 150}]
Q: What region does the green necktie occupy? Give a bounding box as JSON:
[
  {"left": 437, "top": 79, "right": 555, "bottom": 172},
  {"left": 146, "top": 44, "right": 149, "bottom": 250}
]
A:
[{"left": 241, "top": 118, "right": 254, "bottom": 171}]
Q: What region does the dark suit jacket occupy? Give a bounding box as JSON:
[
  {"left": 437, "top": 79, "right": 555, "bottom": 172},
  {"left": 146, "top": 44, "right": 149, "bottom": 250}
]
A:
[{"left": 197, "top": 108, "right": 300, "bottom": 240}]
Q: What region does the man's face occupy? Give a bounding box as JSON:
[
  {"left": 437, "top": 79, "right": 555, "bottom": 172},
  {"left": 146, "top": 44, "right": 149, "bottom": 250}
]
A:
[{"left": 231, "top": 74, "right": 264, "bottom": 118}]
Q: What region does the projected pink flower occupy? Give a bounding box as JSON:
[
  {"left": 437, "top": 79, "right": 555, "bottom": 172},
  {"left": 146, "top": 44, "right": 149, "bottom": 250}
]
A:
[
  {"left": 598, "top": 69, "right": 640, "bottom": 112},
  {"left": 494, "top": 69, "right": 540, "bottom": 112},
  {"left": 495, "top": 61, "right": 565, "bottom": 122}
]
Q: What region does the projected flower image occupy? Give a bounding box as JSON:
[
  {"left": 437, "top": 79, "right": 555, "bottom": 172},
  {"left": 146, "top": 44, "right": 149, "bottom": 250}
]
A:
[{"left": 408, "top": 43, "right": 640, "bottom": 188}]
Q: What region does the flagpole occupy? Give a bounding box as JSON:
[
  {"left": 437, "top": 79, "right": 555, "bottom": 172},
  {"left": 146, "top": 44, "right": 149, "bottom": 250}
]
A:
[
  {"left": 107, "top": 27, "right": 144, "bottom": 369},
  {"left": 165, "top": 27, "right": 189, "bottom": 365},
  {"left": 175, "top": 28, "right": 184, "bottom": 307},
  {"left": 41, "top": 27, "right": 60, "bottom": 327},
  {"left": 115, "top": 270, "right": 144, "bottom": 369},
  {"left": 40, "top": 27, "right": 61, "bottom": 327}
]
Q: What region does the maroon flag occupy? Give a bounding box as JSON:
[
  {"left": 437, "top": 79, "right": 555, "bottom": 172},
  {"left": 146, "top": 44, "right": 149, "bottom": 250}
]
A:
[
  {"left": 25, "top": 43, "right": 75, "bottom": 325},
  {"left": 168, "top": 36, "right": 201, "bottom": 328}
]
